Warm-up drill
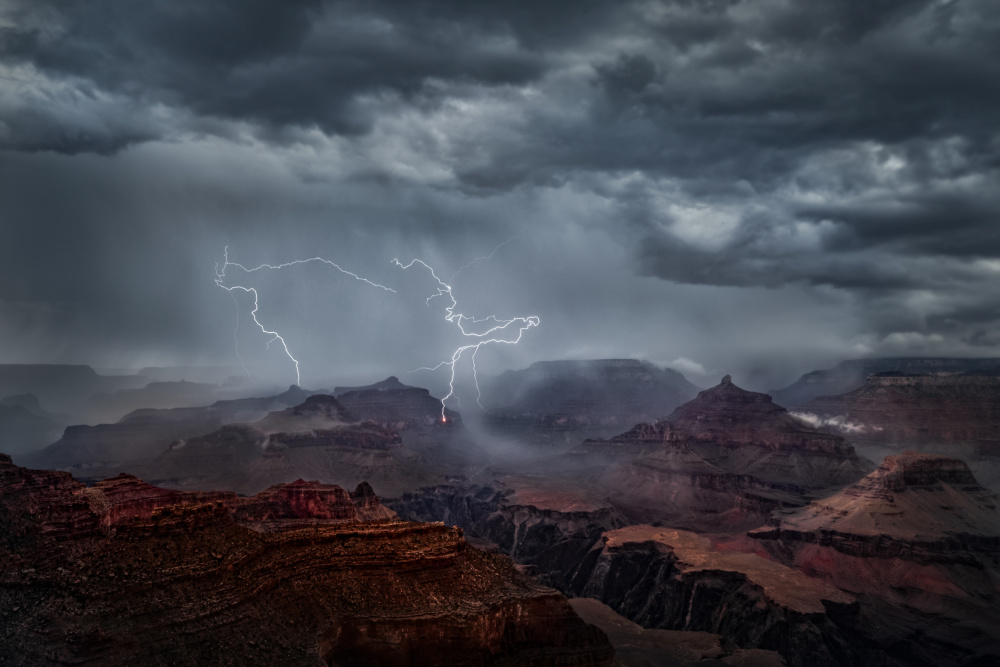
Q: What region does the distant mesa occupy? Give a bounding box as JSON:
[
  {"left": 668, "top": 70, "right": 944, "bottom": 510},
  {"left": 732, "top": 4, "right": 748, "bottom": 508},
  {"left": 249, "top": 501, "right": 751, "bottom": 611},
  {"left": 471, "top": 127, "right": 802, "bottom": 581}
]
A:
[
  {"left": 332, "top": 375, "right": 411, "bottom": 395},
  {"left": 0, "top": 363, "right": 145, "bottom": 414},
  {"left": 481, "top": 358, "right": 700, "bottom": 446},
  {"left": 333, "top": 376, "right": 461, "bottom": 430},
  {"left": 752, "top": 451, "right": 1000, "bottom": 549},
  {"left": 141, "top": 392, "right": 446, "bottom": 496},
  {"left": 801, "top": 371, "right": 1000, "bottom": 458},
  {"left": 771, "top": 356, "right": 1000, "bottom": 408},
  {"left": 26, "top": 385, "right": 330, "bottom": 475},
  {"left": 81, "top": 379, "right": 222, "bottom": 424}
]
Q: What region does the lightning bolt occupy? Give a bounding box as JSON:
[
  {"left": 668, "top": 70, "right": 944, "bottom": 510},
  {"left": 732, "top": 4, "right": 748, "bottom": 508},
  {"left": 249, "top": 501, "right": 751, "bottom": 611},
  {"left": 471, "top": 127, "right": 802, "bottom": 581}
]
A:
[
  {"left": 214, "top": 247, "right": 396, "bottom": 386},
  {"left": 393, "top": 258, "right": 540, "bottom": 420}
]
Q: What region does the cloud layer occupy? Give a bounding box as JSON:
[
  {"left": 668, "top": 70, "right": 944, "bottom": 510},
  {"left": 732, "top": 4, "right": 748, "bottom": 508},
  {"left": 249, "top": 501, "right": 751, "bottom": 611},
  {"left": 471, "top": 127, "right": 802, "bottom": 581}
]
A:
[{"left": 2, "top": 0, "right": 999, "bottom": 392}]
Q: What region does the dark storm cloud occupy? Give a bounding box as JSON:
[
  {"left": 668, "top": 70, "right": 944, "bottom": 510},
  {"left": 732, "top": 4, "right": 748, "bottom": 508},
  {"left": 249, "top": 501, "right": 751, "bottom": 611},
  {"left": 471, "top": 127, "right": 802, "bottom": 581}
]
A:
[
  {"left": 0, "top": 0, "right": 555, "bottom": 145},
  {"left": 2, "top": 0, "right": 1000, "bottom": 381}
]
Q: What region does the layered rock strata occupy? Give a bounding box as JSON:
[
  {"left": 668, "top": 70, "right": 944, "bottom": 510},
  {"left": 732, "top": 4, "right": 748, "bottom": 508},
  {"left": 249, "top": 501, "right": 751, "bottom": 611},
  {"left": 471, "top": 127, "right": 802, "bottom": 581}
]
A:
[
  {"left": 0, "top": 453, "right": 614, "bottom": 666},
  {"left": 141, "top": 394, "right": 442, "bottom": 495},
  {"left": 771, "top": 358, "right": 1000, "bottom": 408},
  {"left": 334, "top": 376, "right": 461, "bottom": 429},
  {"left": 563, "top": 526, "right": 858, "bottom": 667},
  {"left": 749, "top": 453, "right": 1000, "bottom": 665},
  {"left": 28, "top": 384, "right": 319, "bottom": 473},
  {"left": 574, "top": 377, "right": 870, "bottom": 525},
  {"left": 801, "top": 372, "right": 1000, "bottom": 456}
]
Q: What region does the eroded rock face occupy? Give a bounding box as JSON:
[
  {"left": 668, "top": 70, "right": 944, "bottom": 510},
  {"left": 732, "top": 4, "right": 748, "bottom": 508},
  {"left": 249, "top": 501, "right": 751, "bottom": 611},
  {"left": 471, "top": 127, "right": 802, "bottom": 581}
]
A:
[
  {"left": 391, "top": 484, "right": 630, "bottom": 591},
  {"left": 802, "top": 372, "right": 1000, "bottom": 457},
  {"left": 0, "top": 454, "right": 614, "bottom": 666},
  {"left": 750, "top": 452, "right": 1000, "bottom": 565},
  {"left": 563, "top": 526, "right": 860, "bottom": 667},
  {"left": 569, "top": 599, "right": 786, "bottom": 667},
  {"left": 572, "top": 378, "right": 871, "bottom": 526},
  {"left": 748, "top": 453, "right": 1000, "bottom": 666},
  {"left": 145, "top": 417, "right": 434, "bottom": 496}
]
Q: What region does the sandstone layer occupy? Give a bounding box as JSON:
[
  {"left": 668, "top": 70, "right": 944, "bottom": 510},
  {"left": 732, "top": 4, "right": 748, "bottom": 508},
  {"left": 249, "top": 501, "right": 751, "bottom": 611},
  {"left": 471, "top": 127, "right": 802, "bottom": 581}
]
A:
[
  {"left": 748, "top": 453, "right": 1000, "bottom": 665},
  {"left": 0, "top": 453, "right": 614, "bottom": 666}
]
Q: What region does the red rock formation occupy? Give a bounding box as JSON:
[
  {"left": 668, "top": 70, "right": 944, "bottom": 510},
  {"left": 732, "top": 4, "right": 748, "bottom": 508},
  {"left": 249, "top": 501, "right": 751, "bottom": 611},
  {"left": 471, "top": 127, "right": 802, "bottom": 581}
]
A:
[
  {"left": 802, "top": 372, "right": 1000, "bottom": 457},
  {"left": 233, "top": 478, "right": 396, "bottom": 530},
  {"left": 566, "top": 525, "right": 857, "bottom": 667},
  {"left": 0, "top": 453, "right": 614, "bottom": 666},
  {"left": 572, "top": 377, "right": 871, "bottom": 526},
  {"left": 748, "top": 453, "right": 1000, "bottom": 665}
]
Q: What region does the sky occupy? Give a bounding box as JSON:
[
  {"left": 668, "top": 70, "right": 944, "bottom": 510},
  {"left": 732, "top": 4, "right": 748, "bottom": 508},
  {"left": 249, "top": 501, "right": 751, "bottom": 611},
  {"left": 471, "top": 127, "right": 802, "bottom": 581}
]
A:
[{"left": 1, "top": 0, "right": 999, "bottom": 394}]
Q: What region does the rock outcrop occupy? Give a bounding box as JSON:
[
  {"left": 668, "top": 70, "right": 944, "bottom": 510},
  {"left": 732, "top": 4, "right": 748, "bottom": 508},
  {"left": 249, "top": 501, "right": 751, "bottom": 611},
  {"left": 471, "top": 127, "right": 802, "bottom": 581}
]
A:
[
  {"left": 801, "top": 372, "right": 1000, "bottom": 457},
  {"left": 569, "top": 598, "right": 785, "bottom": 667},
  {"left": 771, "top": 358, "right": 1000, "bottom": 408},
  {"left": 748, "top": 453, "right": 1000, "bottom": 665},
  {"left": 391, "top": 483, "right": 630, "bottom": 590},
  {"left": 564, "top": 526, "right": 860, "bottom": 667},
  {"left": 0, "top": 453, "right": 615, "bottom": 666},
  {"left": 575, "top": 377, "right": 871, "bottom": 525}
]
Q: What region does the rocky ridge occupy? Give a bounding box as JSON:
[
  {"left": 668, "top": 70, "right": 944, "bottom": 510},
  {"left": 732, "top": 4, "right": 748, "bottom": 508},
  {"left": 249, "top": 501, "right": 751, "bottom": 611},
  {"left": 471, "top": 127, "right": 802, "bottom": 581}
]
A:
[
  {"left": 0, "top": 452, "right": 615, "bottom": 666},
  {"left": 801, "top": 372, "right": 1000, "bottom": 457},
  {"left": 27, "top": 384, "right": 322, "bottom": 473},
  {"left": 771, "top": 358, "right": 1000, "bottom": 408},
  {"left": 334, "top": 376, "right": 461, "bottom": 429},
  {"left": 574, "top": 377, "right": 871, "bottom": 525},
  {"left": 746, "top": 453, "right": 1000, "bottom": 665}
]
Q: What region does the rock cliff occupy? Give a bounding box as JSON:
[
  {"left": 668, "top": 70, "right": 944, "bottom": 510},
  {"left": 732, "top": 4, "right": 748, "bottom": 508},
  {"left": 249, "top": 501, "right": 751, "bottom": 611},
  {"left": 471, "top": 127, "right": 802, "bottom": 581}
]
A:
[
  {"left": 574, "top": 377, "right": 871, "bottom": 525},
  {"left": 563, "top": 526, "right": 860, "bottom": 667},
  {"left": 748, "top": 453, "right": 1000, "bottom": 665},
  {"left": 0, "top": 453, "right": 614, "bottom": 666},
  {"left": 801, "top": 372, "right": 1000, "bottom": 458},
  {"left": 771, "top": 358, "right": 1000, "bottom": 408}
]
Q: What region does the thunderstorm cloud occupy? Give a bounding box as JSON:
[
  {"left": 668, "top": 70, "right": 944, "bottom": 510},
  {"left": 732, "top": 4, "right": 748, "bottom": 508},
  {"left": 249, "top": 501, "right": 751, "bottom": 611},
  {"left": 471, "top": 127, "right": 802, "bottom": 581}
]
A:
[{"left": 2, "top": 0, "right": 999, "bottom": 391}]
